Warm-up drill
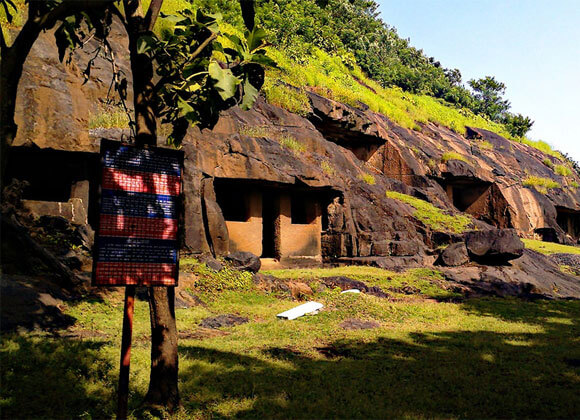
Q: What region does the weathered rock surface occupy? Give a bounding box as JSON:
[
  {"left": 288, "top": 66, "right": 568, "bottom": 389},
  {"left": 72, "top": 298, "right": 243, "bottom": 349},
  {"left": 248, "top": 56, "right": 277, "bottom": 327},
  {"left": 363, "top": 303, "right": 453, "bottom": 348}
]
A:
[
  {"left": 464, "top": 229, "right": 524, "bottom": 264},
  {"left": 436, "top": 242, "right": 469, "bottom": 267},
  {"left": 441, "top": 250, "right": 580, "bottom": 298}
]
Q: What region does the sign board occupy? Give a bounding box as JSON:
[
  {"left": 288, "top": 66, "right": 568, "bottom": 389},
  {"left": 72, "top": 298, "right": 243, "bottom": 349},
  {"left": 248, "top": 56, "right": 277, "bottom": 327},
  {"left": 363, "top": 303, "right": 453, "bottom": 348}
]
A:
[{"left": 92, "top": 139, "right": 183, "bottom": 287}]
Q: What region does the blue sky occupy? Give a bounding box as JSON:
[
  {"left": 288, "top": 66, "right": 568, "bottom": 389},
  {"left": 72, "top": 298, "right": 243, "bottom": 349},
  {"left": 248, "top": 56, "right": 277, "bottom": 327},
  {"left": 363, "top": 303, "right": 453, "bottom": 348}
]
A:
[{"left": 376, "top": 0, "right": 580, "bottom": 161}]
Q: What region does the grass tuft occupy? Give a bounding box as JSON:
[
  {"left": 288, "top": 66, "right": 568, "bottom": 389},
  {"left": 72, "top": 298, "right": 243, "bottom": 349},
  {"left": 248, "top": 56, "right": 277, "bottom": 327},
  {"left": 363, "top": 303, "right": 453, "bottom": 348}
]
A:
[
  {"left": 239, "top": 125, "right": 271, "bottom": 138},
  {"left": 441, "top": 151, "right": 471, "bottom": 164},
  {"left": 523, "top": 176, "right": 561, "bottom": 194},
  {"left": 278, "top": 135, "right": 306, "bottom": 154},
  {"left": 88, "top": 105, "right": 130, "bottom": 129},
  {"left": 386, "top": 191, "right": 472, "bottom": 233},
  {"left": 554, "top": 164, "right": 573, "bottom": 177},
  {"left": 359, "top": 173, "right": 376, "bottom": 185}
]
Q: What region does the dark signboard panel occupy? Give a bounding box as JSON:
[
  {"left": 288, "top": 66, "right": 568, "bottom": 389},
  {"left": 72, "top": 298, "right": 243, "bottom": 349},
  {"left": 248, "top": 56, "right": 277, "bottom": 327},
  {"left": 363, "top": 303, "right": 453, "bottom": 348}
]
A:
[{"left": 92, "top": 140, "right": 183, "bottom": 287}]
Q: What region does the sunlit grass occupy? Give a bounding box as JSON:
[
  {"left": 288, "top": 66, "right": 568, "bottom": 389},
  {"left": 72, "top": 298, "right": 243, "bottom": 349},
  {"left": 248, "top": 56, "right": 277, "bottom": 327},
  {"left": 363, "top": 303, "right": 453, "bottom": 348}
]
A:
[
  {"left": 523, "top": 239, "right": 580, "bottom": 255},
  {"left": 386, "top": 190, "right": 472, "bottom": 233}
]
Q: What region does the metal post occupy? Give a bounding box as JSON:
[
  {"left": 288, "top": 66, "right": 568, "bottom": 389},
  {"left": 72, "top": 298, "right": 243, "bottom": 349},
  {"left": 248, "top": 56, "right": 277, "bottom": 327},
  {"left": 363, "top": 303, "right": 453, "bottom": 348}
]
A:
[{"left": 117, "top": 286, "right": 136, "bottom": 420}]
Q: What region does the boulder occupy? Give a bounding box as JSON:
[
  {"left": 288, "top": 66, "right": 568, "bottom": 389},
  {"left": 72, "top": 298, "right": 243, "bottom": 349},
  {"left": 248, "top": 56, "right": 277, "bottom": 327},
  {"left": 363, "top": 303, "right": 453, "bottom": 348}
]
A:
[
  {"left": 436, "top": 242, "right": 469, "bottom": 267},
  {"left": 464, "top": 229, "right": 524, "bottom": 264},
  {"left": 225, "top": 251, "right": 261, "bottom": 273}
]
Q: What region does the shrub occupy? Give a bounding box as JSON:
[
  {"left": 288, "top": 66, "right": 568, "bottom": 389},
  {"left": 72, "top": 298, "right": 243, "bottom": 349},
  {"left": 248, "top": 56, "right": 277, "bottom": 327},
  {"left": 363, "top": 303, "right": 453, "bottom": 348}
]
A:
[
  {"left": 523, "top": 176, "right": 561, "bottom": 194},
  {"left": 554, "top": 164, "right": 572, "bottom": 177},
  {"left": 441, "top": 151, "right": 470, "bottom": 164},
  {"left": 570, "top": 181, "right": 579, "bottom": 189},
  {"left": 359, "top": 173, "right": 376, "bottom": 185},
  {"left": 386, "top": 191, "right": 471, "bottom": 233}
]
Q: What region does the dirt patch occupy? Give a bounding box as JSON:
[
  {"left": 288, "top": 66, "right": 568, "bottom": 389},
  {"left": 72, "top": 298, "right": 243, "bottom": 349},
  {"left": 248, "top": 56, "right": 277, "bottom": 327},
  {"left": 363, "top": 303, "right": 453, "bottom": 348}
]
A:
[
  {"left": 179, "top": 328, "right": 230, "bottom": 340},
  {"left": 340, "top": 318, "right": 380, "bottom": 330},
  {"left": 199, "top": 314, "right": 249, "bottom": 329}
]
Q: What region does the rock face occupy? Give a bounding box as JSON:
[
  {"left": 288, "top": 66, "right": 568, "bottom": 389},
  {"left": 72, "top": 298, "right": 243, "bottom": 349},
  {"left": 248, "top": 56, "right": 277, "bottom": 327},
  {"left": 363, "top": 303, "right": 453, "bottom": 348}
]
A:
[{"left": 5, "top": 28, "right": 580, "bottom": 297}]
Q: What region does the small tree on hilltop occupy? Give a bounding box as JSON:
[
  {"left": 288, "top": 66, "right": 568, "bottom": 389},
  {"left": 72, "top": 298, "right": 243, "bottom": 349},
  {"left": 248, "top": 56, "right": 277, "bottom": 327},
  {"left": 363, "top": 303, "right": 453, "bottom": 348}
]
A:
[{"left": 468, "top": 75, "right": 511, "bottom": 122}]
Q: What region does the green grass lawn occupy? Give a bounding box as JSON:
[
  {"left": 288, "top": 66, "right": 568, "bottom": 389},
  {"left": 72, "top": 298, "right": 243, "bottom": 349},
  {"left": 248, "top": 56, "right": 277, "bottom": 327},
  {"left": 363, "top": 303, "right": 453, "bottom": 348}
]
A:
[
  {"left": 2, "top": 267, "right": 579, "bottom": 419},
  {"left": 523, "top": 238, "right": 580, "bottom": 255}
]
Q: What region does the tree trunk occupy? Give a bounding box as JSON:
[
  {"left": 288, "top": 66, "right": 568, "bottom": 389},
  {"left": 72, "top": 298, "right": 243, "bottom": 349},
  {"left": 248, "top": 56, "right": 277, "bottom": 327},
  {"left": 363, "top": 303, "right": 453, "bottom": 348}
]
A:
[{"left": 124, "top": 1, "right": 180, "bottom": 409}]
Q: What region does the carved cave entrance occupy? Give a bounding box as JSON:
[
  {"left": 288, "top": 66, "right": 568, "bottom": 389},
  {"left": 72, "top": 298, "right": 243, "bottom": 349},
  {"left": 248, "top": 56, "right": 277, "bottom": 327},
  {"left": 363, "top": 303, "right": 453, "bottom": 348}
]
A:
[
  {"left": 6, "top": 147, "right": 99, "bottom": 227},
  {"left": 308, "top": 113, "right": 386, "bottom": 162},
  {"left": 556, "top": 206, "right": 580, "bottom": 241},
  {"left": 214, "top": 179, "right": 337, "bottom": 260},
  {"left": 441, "top": 178, "right": 512, "bottom": 228}
]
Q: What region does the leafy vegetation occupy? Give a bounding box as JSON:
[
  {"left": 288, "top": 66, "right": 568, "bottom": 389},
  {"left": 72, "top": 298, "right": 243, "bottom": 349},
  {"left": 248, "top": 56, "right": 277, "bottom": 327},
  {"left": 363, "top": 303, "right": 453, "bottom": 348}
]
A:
[
  {"left": 523, "top": 176, "right": 561, "bottom": 194},
  {"left": 523, "top": 239, "right": 580, "bottom": 255},
  {"left": 2, "top": 268, "right": 579, "bottom": 418},
  {"left": 386, "top": 191, "right": 472, "bottom": 233}
]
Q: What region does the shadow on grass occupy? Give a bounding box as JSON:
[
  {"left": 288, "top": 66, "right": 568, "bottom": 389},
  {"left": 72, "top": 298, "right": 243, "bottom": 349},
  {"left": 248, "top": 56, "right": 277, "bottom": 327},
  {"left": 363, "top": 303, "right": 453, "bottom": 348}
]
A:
[
  {"left": 178, "top": 299, "right": 580, "bottom": 419},
  {"left": 0, "top": 336, "right": 116, "bottom": 419}
]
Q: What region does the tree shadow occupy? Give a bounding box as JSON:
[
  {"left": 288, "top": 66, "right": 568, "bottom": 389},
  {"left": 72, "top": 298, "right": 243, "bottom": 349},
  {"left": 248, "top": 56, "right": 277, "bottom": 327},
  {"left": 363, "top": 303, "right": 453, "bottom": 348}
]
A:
[
  {"left": 178, "top": 299, "right": 580, "bottom": 419},
  {"left": 0, "top": 335, "right": 116, "bottom": 419}
]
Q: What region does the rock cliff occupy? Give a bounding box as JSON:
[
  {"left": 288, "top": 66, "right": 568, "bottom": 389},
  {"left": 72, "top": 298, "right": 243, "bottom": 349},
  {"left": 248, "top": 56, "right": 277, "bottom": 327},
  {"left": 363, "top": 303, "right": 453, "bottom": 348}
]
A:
[{"left": 6, "top": 29, "right": 580, "bottom": 297}]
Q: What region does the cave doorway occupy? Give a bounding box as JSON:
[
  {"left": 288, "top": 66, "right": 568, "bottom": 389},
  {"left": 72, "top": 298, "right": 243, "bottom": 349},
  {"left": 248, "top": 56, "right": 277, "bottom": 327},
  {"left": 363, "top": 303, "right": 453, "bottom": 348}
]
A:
[
  {"left": 262, "top": 191, "right": 280, "bottom": 258},
  {"left": 441, "top": 179, "right": 512, "bottom": 228},
  {"left": 5, "top": 147, "right": 99, "bottom": 227},
  {"left": 556, "top": 207, "right": 580, "bottom": 241}
]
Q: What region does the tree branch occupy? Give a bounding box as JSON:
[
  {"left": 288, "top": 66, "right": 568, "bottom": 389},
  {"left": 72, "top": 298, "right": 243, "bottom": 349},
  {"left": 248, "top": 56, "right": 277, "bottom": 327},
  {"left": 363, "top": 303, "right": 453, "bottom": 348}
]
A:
[
  {"left": 0, "top": 24, "right": 6, "bottom": 51},
  {"left": 144, "top": 0, "right": 163, "bottom": 31}
]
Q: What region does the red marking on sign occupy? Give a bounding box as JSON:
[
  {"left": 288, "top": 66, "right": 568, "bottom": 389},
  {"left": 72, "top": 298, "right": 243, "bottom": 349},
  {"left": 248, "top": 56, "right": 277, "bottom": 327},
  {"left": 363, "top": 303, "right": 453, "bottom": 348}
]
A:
[
  {"left": 95, "top": 262, "right": 177, "bottom": 286},
  {"left": 102, "top": 167, "right": 181, "bottom": 196},
  {"left": 99, "top": 215, "right": 178, "bottom": 240}
]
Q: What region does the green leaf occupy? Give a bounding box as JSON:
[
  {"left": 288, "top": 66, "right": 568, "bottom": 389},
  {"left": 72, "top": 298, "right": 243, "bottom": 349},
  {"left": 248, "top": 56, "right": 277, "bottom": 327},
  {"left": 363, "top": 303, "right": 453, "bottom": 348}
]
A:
[
  {"left": 249, "top": 53, "right": 277, "bottom": 68},
  {"left": 208, "top": 61, "right": 240, "bottom": 101},
  {"left": 246, "top": 27, "right": 267, "bottom": 52},
  {"left": 136, "top": 35, "right": 155, "bottom": 55},
  {"left": 240, "top": 76, "right": 259, "bottom": 111},
  {"left": 177, "top": 98, "right": 194, "bottom": 119}
]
